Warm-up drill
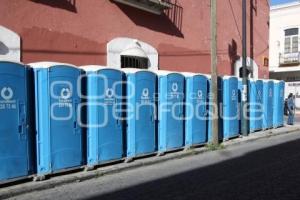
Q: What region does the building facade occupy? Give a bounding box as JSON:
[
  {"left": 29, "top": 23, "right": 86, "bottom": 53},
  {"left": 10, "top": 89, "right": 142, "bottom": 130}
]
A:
[
  {"left": 0, "top": 0, "right": 269, "bottom": 78},
  {"left": 269, "top": 1, "right": 300, "bottom": 106}
]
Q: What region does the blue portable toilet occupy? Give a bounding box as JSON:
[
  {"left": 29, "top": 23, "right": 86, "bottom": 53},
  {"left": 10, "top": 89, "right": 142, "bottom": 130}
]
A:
[
  {"left": 30, "top": 62, "right": 85, "bottom": 176},
  {"left": 248, "top": 80, "right": 257, "bottom": 133},
  {"left": 207, "top": 75, "right": 223, "bottom": 142},
  {"left": 123, "top": 69, "right": 157, "bottom": 159},
  {"left": 273, "top": 80, "right": 285, "bottom": 128},
  {"left": 0, "top": 61, "right": 35, "bottom": 182},
  {"left": 183, "top": 72, "right": 208, "bottom": 147},
  {"left": 155, "top": 71, "right": 184, "bottom": 154},
  {"left": 255, "top": 80, "right": 264, "bottom": 131},
  {"left": 80, "top": 66, "right": 125, "bottom": 168},
  {"left": 248, "top": 79, "right": 264, "bottom": 133},
  {"left": 278, "top": 81, "right": 285, "bottom": 127},
  {"left": 238, "top": 79, "right": 263, "bottom": 133},
  {"left": 237, "top": 78, "right": 243, "bottom": 134},
  {"left": 222, "top": 76, "right": 239, "bottom": 140},
  {"left": 262, "top": 80, "right": 274, "bottom": 129}
]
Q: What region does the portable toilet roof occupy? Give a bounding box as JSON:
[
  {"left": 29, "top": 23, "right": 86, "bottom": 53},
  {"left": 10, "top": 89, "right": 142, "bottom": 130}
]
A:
[
  {"left": 222, "top": 75, "right": 235, "bottom": 80},
  {"left": 262, "top": 79, "right": 273, "bottom": 83},
  {"left": 181, "top": 72, "right": 196, "bottom": 77},
  {"left": 79, "top": 65, "right": 123, "bottom": 73},
  {"left": 203, "top": 74, "right": 211, "bottom": 79},
  {"left": 0, "top": 59, "right": 24, "bottom": 65},
  {"left": 181, "top": 72, "right": 208, "bottom": 77},
  {"left": 28, "top": 61, "right": 77, "bottom": 69},
  {"left": 122, "top": 68, "right": 156, "bottom": 75},
  {"left": 151, "top": 70, "right": 183, "bottom": 76}
]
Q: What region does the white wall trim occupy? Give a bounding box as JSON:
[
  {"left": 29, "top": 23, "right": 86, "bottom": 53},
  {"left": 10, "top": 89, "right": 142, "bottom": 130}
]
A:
[
  {"left": 0, "top": 26, "right": 21, "bottom": 62},
  {"left": 107, "top": 37, "right": 158, "bottom": 70},
  {"left": 234, "top": 57, "right": 259, "bottom": 80}
]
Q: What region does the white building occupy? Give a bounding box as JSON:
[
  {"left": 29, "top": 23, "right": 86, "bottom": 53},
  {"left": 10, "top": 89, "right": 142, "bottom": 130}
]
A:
[{"left": 269, "top": 1, "right": 300, "bottom": 107}]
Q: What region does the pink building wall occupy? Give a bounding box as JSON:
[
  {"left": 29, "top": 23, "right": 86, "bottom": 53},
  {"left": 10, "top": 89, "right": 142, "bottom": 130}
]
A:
[{"left": 0, "top": 0, "right": 270, "bottom": 77}]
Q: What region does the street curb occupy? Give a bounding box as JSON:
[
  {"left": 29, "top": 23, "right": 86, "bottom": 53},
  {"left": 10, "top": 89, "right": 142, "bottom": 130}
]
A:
[
  {"left": 1, "top": 126, "right": 300, "bottom": 199},
  {"left": 223, "top": 126, "right": 300, "bottom": 148}
]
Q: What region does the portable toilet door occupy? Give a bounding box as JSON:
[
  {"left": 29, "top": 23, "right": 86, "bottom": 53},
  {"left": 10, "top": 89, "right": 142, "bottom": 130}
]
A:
[
  {"left": 81, "top": 66, "right": 125, "bottom": 167},
  {"left": 0, "top": 61, "right": 35, "bottom": 182},
  {"left": 222, "top": 76, "right": 239, "bottom": 140},
  {"left": 183, "top": 73, "right": 208, "bottom": 147},
  {"left": 123, "top": 69, "right": 157, "bottom": 159},
  {"left": 273, "top": 80, "right": 285, "bottom": 128},
  {"left": 30, "top": 62, "right": 84, "bottom": 176},
  {"left": 156, "top": 71, "right": 184, "bottom": 153},
  {"left": 268, "top": 81, "right": 274, "bottom": 129},
  {"left": 255, "top": 80, "right": 264, "bottom": 131},
  {"left": 272, "top": 80, "right": 280, "bottom": 128},
  {"left": 278, "top": 81, "right": 285, "bottom": 127},
  {"left": 262, "top": 80, "right": 274, "bottom": 130},
  {"left": 237, "top": 78, "right": 243, "bottom": 134},
  {"left": 248, "top": 80, "right": 256, "bottom": 133}
]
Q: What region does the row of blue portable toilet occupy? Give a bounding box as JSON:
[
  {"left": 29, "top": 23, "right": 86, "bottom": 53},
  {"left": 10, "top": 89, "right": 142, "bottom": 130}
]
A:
[
  {"left": 207, "top": 77, "right": 285, "bottom": 142},
  {"left": 238, "top": 79, "right": 285, "bottom": 133},
  {"left": 0, "top": 62, "right": 185, "bottom": 182},
  {"left": 84, "top": 68, "right": 185, "bottom": 165},
  {"left": 0, "top": 60, "right": 285, "bottom": 183}
]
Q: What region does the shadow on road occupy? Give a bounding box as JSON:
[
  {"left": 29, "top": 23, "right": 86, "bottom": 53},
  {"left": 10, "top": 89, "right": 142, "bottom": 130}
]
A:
[{"left": 85, "top": 138, "right": 300, "bottom": 200}]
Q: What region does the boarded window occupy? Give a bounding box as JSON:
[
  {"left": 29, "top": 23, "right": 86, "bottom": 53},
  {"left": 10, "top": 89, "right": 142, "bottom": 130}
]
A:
[{"left": 121, "top": 56, "right": 148, "bottom": 69}]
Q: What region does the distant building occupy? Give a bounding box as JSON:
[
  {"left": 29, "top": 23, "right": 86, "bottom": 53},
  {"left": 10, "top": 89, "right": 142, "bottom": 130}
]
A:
[
  {"left": 269, "top": 1, "right": 300, "bottom": 106},
  {"left": 0, "top": 0, "right": 269, "bottom": 78}
]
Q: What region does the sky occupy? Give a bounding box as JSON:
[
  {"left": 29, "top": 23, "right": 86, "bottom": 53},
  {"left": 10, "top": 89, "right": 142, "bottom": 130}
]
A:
[{"left": 271, "top": 0, "right": 299, "bottom": 5}]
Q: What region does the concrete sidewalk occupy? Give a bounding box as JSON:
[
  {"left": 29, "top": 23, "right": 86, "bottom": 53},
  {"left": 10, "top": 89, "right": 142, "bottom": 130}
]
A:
[{"left": 1, "top": 125, "right": 300, "bottom": 199}]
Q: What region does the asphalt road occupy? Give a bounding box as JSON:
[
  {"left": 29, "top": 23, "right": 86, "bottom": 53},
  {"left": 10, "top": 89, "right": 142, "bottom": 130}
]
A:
[{"left": 8, "top": 130, "right": 300, "bottom": 200}]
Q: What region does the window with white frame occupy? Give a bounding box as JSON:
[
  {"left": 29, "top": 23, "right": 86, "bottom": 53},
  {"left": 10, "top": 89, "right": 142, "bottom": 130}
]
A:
[
  {"left": 107, "top": 37, "right": 158, "bottom": 70},
  {"left": 284, "top": 28, "right": 299, "bottom": 54}
]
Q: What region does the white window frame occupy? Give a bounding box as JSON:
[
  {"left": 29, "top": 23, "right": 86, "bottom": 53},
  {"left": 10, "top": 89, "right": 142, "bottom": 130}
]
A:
[
  {"left": 107, "top": 37, "right": 158, "bottom": 70},
  {"left": 283, "top": 27, "right": 299, "bottom": 54}
]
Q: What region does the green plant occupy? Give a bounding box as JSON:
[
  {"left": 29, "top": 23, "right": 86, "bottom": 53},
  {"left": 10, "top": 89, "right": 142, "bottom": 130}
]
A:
[{"left": 205, "top": 143, "right": 225, "bottom": 151}]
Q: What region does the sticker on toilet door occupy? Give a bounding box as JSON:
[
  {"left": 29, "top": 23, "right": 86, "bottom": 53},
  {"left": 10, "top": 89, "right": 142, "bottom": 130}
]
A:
[{"left": 0, "top": 86, "right": 17, "bottom": 110}]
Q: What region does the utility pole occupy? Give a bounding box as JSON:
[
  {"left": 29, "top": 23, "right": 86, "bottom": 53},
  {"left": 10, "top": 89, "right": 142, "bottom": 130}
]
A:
[
  {"left": 241, "top": 0, "right": 249, "bottom": 136},
  {"left": 210, "top": 0, "right": 219, "bottom": 145}
]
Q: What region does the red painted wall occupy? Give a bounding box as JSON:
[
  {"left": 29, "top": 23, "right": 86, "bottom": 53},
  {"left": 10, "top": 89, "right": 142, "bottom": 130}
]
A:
[{"left": 0, "top": 0, "right": 269, "bottom": 78}]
